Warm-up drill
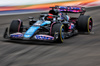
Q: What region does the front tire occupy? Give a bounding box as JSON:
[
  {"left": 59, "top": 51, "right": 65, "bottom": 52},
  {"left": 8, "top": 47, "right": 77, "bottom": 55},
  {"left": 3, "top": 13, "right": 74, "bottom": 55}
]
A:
[
  {"left": 51, "top": 23, "right": 65, "bottom": 43},
  {"left": 9, "top": 20, "right": 23, "bottom": 34}
]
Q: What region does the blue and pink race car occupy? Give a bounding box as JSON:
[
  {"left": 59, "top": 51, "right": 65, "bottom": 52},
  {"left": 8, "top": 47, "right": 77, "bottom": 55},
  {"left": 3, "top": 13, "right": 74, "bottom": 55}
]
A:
[{"left": 3, "top": 6, "right": 93, "bottom": 43}]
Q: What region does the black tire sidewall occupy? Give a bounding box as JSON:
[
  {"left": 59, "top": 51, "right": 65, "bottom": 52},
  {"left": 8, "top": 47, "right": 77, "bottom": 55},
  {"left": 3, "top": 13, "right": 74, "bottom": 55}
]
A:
[
  {"left": 77, "top": 15, "right": 92, "bottom": 32},
  {"left": 51, "top": 23, "right": 64, "bottom": 43},
  {"left": 9, "top": 20, "right": 22, "bottom": 34}
]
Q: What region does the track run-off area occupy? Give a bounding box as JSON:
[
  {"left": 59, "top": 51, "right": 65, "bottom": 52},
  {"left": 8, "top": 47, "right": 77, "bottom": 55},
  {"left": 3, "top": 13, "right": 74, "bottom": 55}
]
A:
[{"left": 0, "top": 6, "right": 100, "bottom": 66}]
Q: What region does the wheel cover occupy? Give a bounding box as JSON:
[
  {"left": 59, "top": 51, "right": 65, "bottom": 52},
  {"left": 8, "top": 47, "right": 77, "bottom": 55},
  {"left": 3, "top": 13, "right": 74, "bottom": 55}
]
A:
[
  {"left": 88, "top": 17, "right": 92, "bottom": 32},
  {"left": 60, "top": 25, "right": 64, "bottom": 42},
  {"left": 61, "top": 28, "right": 64, "bottom": 39},
  {"left": 89, "top": 20, "right": 92, "bottom": 31}
]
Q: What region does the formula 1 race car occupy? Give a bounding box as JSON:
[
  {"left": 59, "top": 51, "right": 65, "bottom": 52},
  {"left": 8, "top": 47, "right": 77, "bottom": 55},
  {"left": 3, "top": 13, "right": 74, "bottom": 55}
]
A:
[{"left": 3, "top": 6, "right": 93, "bottom": 43}]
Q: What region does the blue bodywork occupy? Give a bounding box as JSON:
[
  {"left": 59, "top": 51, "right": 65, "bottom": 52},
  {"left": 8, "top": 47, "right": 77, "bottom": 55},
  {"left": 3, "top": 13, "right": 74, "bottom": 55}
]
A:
[{"left": 24, "top": 20, "right": 51, "bottom": 38}]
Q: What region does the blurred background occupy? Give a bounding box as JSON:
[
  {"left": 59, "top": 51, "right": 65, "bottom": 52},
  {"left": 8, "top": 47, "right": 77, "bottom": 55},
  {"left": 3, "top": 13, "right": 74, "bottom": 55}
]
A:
[{"left": 0, "top": 0, "right": 100, "bottom": 15}]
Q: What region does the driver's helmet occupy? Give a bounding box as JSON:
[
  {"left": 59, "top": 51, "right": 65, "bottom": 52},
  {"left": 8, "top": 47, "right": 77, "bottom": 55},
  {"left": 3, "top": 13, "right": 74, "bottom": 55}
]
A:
[
  {"left": 47, "top": 13, "right": 53, "bottom": 19},
  {"left": 45, "top": 13, "right": 53, "bottom": 20}
]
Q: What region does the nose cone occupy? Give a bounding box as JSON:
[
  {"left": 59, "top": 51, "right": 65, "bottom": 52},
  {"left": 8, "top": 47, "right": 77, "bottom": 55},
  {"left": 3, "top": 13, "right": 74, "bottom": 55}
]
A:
[{"left": 24, "top": 26, "right": 39, "bottom": 38}]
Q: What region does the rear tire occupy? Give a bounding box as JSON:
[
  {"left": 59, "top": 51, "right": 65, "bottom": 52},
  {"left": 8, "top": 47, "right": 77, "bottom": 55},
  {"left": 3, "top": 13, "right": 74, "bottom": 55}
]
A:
[
  {"left": 77, "top": 15, "right": 93, "bottom": 33},
  {"left": 9, "top": 20, "right": 23, "bottom": 34}
]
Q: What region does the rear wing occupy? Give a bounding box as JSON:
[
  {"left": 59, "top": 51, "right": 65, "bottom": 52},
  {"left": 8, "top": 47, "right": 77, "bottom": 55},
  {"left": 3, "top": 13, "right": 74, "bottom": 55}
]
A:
[{"left": 50, "top": 6, "right": 86, "bottom": 15}]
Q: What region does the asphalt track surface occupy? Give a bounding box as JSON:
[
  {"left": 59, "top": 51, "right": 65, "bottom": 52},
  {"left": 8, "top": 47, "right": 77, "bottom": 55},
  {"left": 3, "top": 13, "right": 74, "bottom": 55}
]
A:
[{"left": 0, "top": 7, "right": 100, "bottom": 66}]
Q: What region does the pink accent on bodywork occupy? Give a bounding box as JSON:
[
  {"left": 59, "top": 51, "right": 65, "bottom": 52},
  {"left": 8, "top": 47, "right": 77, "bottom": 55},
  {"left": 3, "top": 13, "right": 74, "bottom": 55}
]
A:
[
  {"left": 18, "top": 19, "right": 21, "bottom": 32},
  {"left": 69, "top": 25, "right": 71, "bottom": 29},
  {"left": 50, "top": 22, "right": 56, "bottom": 35},
  {"left": 69, "top": 23, "right": 74, "bottom": 29},
  {"left": 36, "top": 34, "right": 54, "bottom": 37}
]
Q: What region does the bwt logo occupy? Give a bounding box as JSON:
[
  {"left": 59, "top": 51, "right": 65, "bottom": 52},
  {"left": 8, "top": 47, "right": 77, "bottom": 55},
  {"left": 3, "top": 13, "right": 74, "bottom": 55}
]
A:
[{"left": 35, "top": 35, "right": 54, "bottom": 40}]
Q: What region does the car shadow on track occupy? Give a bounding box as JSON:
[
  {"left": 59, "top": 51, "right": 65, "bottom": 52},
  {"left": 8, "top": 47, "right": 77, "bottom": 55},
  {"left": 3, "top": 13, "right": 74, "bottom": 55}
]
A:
[{"left": 2, "top": 39, "right": 62, "bottom": 46}]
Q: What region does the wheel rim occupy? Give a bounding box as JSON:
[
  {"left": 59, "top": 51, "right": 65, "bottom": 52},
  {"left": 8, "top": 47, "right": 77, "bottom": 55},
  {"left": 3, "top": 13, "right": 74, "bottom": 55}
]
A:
[
  {"left": 60, "top": 25, "right": 64, "bottom": 42},
  {"left": 61, "top": 28, "right": 64, "bottom": 39},
  {"left": 87, "top": 17, "right": 92, "bottom": 32},
  {"left": 89, "top": 20, "right": 92, "bottom": 31}
]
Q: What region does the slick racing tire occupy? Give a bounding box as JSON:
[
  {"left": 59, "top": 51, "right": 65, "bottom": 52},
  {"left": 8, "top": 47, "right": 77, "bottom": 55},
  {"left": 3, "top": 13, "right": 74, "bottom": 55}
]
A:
[
  {"left": 77, "top": 15, "right": 93, "bottom": 33},
  {"left": 51, "top": 23, "right": 65, "bottom": 43},
  {"left": 9, "top": 20, "right": 23, "bottom": 34}
]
